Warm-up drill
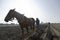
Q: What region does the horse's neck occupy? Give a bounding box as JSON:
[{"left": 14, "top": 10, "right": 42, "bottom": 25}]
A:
[{"left": 14, "top": 11, "right": 27, "bottom": 23}]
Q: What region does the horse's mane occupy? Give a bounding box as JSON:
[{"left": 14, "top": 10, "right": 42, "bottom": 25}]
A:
[{"left": 14, "top": 11, "right": 27, "bottom": 18}]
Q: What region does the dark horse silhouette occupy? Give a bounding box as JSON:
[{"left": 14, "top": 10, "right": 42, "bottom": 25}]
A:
[{"left": 4, "top": 9, "right": 35, "bottom": 34}]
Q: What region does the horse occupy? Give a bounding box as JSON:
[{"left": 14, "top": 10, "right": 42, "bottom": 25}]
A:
[{"left": 4, "top": 9, "right": 35, "bottom": 34}]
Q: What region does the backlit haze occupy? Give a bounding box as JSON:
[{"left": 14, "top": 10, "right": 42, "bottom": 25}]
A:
[{"left": 0, "top": 0, "right": 60, "bottom": 24}]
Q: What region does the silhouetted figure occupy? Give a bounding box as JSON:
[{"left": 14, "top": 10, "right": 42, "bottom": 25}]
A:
[
  {"left": 36, "top": 18, "right": 40, "bottom": 26},
  {"left": 36, "top": 18, "right": 40, "bottom": 34}
]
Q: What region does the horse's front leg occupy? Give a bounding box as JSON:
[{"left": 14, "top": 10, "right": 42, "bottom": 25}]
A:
[
  {"left": 21, "top": 27, "right": 24, "bottom": 35},
  {"left": 26, "top": 27, "right": 29, "bottom": 33}
]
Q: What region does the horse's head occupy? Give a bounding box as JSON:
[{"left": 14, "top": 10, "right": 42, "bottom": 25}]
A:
[{"left": 4, "top": 9, "right": 15, "bottom": 22}]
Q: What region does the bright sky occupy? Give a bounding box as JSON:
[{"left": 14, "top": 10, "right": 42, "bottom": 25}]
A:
[{"left": 0, "top": 0, "right": 60, "bottom": 24}]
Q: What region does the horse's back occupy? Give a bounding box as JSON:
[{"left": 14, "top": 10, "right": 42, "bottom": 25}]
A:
[{"left": 20, "top": 18, "right": 35, "bottom": 27}]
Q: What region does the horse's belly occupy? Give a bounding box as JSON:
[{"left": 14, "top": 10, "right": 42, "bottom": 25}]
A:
[
  {"left": 21, "top": 23, "right": 28, "bottom": 28},
  {"left": 21, "top": 21, "right": 32, "bottom": 28}
]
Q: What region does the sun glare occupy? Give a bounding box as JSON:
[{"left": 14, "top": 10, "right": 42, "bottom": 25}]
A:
[{"left": 13, "top": 0, "right": 42, "bottom": 18}]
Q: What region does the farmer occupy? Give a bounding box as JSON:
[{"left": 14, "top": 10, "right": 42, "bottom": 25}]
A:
[{"left": 36, "top": 18, "right": 40, "bottom": 26}]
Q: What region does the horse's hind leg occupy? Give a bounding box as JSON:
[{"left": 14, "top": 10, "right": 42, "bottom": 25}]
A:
[
  {"left": 32, "top": 26, "right": 35, "bottom": 31},
  {"left": 31, "top": 25, "right": 35, "bottom": 30}
]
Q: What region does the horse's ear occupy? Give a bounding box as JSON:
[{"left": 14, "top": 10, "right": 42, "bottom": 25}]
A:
[{"left": 13, "top": 8, "right": 15, "bottom": 11}]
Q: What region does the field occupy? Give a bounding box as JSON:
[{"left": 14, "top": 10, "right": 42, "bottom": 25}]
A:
[
  {"left": 50, "top": 23, "right": 60, "bottom": 36},
  {"left": 0, "top": 24, "right": 23, "bottom": 40},
  {"left": 50, "top": 23, "right": 60, "bottom": 40},
  {"left": 0, "top": 23, "right": 60, "bottom": 40},
  {"left": 0, "top": 23, "right": 48, "bottom": 40}
]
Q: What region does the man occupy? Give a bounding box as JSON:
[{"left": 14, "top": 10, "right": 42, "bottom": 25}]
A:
[{"left": 36, "top": 18, "right": 40, "bottom": 26}]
